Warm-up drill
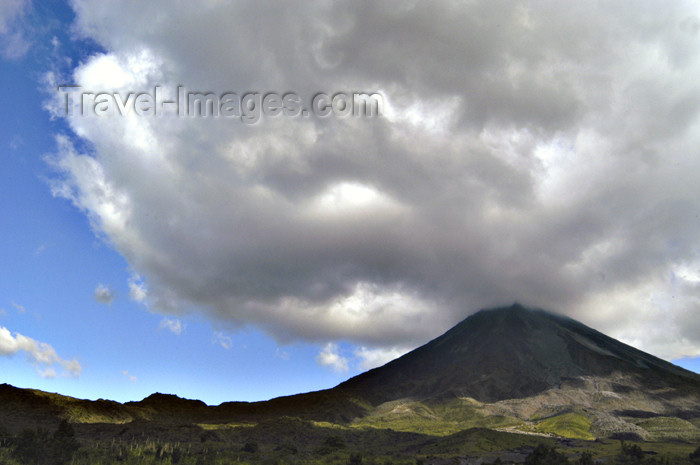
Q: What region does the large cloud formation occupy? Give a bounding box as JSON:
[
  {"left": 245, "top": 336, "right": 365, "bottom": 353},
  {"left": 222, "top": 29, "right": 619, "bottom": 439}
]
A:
[{"left": 49, "top": 1, "right": 700, "bottom": 360}]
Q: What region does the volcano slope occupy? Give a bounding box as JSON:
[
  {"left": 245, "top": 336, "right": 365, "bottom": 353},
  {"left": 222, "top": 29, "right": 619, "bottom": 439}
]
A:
[{"left": 336, "top": 304, "right": 700, "bottom": 439}]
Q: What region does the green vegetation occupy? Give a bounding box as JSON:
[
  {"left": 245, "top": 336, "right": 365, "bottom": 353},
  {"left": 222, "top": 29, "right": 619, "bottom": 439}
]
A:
[
  {"left": 197, "top": 422, "right": 254, "bottom": 430},
  {"left": 351, "top": 398, "right": 522, "bottom": 436},
  {"left": 524, "top": 443, "right": 571, "bottom": 464},
  {"left": 630, "top": 417, "right": 700, "bottom": 441},
  {"left": 28, "top": 390, "right": 133, "bottom": 424},
  {"left": 3, "top": 420, "right": 80, "bottom": 465},
  {"left": 1, "top": 418, "right": 699, "bottom": 464},
  {"left": 534, "top": 412, "right": 594, "bottom": 440}
]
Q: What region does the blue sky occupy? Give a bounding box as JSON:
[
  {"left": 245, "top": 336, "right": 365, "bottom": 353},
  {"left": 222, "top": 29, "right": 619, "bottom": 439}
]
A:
[{"left": 1, "top": 1, "right": 700, "bottom": 405}]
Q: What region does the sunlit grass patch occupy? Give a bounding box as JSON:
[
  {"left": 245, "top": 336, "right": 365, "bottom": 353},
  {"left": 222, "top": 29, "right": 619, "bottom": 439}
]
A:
[{"left": 534, "top": 411, "right": 594, "bottom": 440}]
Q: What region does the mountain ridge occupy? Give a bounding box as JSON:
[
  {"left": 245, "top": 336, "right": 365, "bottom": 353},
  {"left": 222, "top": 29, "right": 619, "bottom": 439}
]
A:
[{"left": 1, "top": 303, "right": 699, "bottom": 441}]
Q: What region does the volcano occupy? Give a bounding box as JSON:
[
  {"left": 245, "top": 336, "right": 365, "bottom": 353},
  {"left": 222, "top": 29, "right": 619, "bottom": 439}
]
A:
[{"left": 336, "top": 303, "right": 700, "bottom": 404}]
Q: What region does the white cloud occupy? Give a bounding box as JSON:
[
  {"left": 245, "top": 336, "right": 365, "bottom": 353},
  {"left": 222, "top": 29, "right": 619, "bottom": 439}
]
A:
[
  {"left": 49, "top": 0, "right": 700, "bottom": 360},
  {"left": 354, "top": 346, "right": 408, "bottom": 371},
  {"left": 94, "top": 284, "right": 115, "bottom": 305},
  {"left": 121, "top": 370, "right": 137, "bottom": 382},
  {"left": 0, "top": 325, "right": 82, "bottom": 377},
  {"left": 158, "top": 317, "right": 183, "bottom": 335},
  {"left": 128, "top": 277, "right": 147, "bottom": 303},
  {"left": 316, "top": 343, "right": 349, "bottom": 373},
  {"left": 212, "top": 331, "right": 233, "bottom": 349}
]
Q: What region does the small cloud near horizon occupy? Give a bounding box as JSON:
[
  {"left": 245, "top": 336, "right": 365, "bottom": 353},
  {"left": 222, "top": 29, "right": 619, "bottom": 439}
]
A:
[{"left": 0, "top": 324, "right": 82, "bottom": 377}]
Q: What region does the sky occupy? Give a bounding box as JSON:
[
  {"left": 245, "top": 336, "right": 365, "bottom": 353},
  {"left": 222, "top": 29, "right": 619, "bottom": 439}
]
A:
[{"left": 1, "top": 0, "right": 700, "bottom": 405}]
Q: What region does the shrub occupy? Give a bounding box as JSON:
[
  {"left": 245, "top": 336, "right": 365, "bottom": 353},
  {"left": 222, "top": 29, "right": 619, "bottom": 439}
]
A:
[
  {"left": 524, "top": 443, "right": 570, "bottom": 465},
  {"left": 689, "top": 445, "right": 700, "bottom": 465},
  {"left": 317, "top": 435, "right": 347, "bottom": 455},
  {"left": 275, "top": 443, "right": 298, "bottom": 455},
  {"left": 242, "top": 441, "right": 259, "bottom": 453},
  {"left": 324, "top": 435, "right": 346, "bottom": 449},
  {"left": 50, "top": 420, "right": 80, "bottom": 465},
  {"left": 0, "top": 426, "right": 12, "bottom": 447},
  {"left": 172, "top": 446, "right": 183, "bottom": 464},
  {"left": 10, "top": 422, "right": 80, "bottom": 465},
  {"left": 576, "top": 451, "right": 594, "bottom": 465},
  {"left": 615, "top": 441, "right": 645, "bottom": 464},
  {"left": 12, "top": 428, "right": 48, "bottom": 465}
]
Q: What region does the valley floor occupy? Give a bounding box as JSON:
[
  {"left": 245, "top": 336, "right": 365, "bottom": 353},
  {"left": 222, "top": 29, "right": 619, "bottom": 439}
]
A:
[{"left": 2, "top": 417, "right": 700, "bottom": 465}]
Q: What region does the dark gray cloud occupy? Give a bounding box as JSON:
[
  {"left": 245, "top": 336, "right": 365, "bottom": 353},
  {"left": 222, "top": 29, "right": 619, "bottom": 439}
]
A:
[{"left": 49, "top": 0, "right": 700, "bottom": 359}]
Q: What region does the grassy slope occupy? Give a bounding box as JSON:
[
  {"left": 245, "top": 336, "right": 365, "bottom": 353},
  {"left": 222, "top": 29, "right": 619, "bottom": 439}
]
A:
[
  {"left": 351, "top": 398, "right": 523, "bottom": 435},
  {"left": 532, "top": 412, "right": 594, "bottom": 440},
  {"left": 629, "top": 416, "right": 700, "bottom": 441}
]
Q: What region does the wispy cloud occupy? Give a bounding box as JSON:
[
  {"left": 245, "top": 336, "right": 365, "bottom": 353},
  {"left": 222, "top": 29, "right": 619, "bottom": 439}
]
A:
[
  {"left": 34, "top": 242, "right": 52, "bottom": 255},
  {"left": 275, "top": 348, "right": 290, "bottom": 360},
  {"left": 39, "top": 368, "right": 57, "bottom": 379},
  {"left": 0, "top": 0, "right": 31, "bottom": 59},
  {"left": 9, "top": 135, "right": 23, "bottom": 150},
  {"left": 94, "top": 284, "right": 115, "bottom": 305},
  {"left": 212, "top": 331, "right": 232, "bottom": 349},
  {"left": 121, "top": 370, "right": 137, "bottom": 382},
  {"left": 158, "top": 317, "right": 183, "bottom": 335},
  {"left": 316, "top": 343, "right": 349, "bottom": 373},
  {"left": 11, "top": 301, "right": 26, "bottom": 314},
  {"left": 0, "top": 324, "right": 82, "bottom": 377}
]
